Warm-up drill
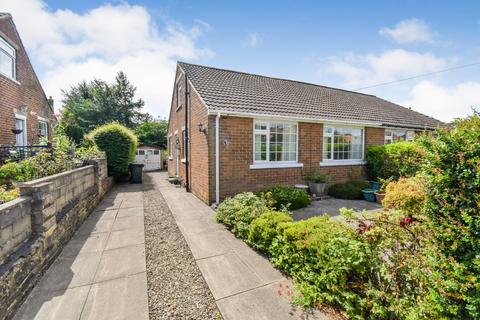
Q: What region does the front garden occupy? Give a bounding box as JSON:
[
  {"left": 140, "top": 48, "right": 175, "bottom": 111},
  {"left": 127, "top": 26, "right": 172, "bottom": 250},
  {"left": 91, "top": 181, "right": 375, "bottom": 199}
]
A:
[{"left": 215, "top": 113, "right": 480, "bottom": 319}]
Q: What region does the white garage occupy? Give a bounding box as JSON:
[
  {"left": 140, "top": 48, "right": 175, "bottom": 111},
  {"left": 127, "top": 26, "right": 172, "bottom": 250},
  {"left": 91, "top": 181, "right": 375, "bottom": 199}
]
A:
[{"left": 134, "top": 144, "right": 165, "bottom": 171}]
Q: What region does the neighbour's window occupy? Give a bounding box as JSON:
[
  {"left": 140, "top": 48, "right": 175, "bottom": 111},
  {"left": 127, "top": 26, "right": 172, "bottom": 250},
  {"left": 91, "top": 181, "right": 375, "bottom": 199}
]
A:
[
  {"left": 138, "top": 150, "right": 145, "bottom": 155},
  {"left": 253, "top": 121, "right": 297, "bottom": 162},
  {"left": 38, "top": 121, "right": 48, "bottom": 138},
  {"left": 0, "top": 37, "right": 15, "bottom": 79},
  {"left": 154, "top": 150, "right": 159, "bottom": 155},
  {"left": 323, "top": 126, "right": 363, "bottom": 161},
  {"left": 147, "top": 150, "right": 153, "bottom": 155},
  {"left": 385, "top": 129, "right": 415, "bottom": 143}
]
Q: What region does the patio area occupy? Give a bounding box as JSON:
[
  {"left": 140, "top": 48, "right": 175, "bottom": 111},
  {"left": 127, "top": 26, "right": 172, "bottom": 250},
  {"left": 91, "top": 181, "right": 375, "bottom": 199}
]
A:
[{"left": 292, "top": 197, "right": 382, "bottom": 221}]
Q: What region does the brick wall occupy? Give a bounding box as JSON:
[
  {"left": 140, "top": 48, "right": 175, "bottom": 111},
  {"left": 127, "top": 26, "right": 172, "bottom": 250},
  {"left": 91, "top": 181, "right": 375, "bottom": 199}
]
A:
[
  {"left": 0, "top": 15, "right": 56, "bottom": 146},
  {"left": 0, "top": 158, "right": 112, "bottom": 319},
  {"left": 213, "top": 117, "right": 382, "bottom": 201},
  {"left": 167, "top": 66, "right": 211, "bottom": 203}
]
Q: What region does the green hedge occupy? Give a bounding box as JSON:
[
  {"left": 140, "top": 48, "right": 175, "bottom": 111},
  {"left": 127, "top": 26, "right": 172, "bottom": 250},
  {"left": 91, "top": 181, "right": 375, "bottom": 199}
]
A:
[
  {"left": 258, "top": 185, "right": 310, "bottom": 210},
  {"left": 327, "top": 180, "right": 369, "bottom": 199},
  {"left": 365, "top": 141, "right": 425, "bottom": 180},
  {"left": 87, "top": 122, "right": 138, "bottom": 176}
]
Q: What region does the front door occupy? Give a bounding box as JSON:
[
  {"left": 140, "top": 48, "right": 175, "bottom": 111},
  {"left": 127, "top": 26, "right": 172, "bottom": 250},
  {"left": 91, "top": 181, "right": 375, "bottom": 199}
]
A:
[{"left": 15, "top": 118, "right": 26, "bottom": 146}]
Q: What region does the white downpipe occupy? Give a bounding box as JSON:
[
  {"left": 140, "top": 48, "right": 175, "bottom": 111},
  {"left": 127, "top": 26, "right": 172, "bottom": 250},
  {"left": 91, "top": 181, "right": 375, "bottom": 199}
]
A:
[{"left": 215, "top": 112, "right": 220, "bottom": 204}]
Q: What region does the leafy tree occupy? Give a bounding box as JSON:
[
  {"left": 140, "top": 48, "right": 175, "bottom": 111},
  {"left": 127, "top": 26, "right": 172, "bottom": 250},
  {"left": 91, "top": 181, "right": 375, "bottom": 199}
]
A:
[
  {"left": 58, "top": 71, "right": 150, "bottom": 143},
  {"left": 135, "top": 120, "right": 168, "bottom": 148}
]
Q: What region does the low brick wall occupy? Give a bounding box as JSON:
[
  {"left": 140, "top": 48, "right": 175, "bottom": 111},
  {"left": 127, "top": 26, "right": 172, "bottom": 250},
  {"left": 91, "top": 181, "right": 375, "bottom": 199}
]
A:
[{"left": 0, "top": 158, "right": 113, "bottom": 320}]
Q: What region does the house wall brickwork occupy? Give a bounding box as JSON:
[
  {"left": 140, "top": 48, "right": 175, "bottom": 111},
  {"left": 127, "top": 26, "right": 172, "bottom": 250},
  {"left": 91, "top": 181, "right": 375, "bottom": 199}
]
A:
[{"left": 0, "top": 15, "right": 55, "bottom": 146}]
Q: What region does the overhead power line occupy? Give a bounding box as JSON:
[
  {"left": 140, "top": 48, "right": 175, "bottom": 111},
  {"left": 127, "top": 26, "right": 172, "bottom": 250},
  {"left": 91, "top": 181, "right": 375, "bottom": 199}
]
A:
[{"left": 352, "top": 61, "right": 480, "bottom": 92}]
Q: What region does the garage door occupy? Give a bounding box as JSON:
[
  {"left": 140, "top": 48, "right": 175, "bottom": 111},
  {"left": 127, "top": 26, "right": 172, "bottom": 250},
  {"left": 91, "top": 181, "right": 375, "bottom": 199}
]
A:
[{"left": 135, "top": 149, "right": 161, "bottom": 171}]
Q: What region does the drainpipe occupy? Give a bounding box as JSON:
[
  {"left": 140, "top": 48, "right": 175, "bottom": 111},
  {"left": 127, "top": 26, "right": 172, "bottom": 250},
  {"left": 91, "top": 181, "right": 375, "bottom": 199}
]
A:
[
  {"left": 215, "top": 112, "right": 220, "bottom": 204},
  {"left": 184, "top": 74, "right": 190, "bottom": 192}
]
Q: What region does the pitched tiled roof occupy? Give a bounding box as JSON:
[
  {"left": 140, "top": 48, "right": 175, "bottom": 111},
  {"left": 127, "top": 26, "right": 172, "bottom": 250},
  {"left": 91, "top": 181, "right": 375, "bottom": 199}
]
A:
[{"left": 179, "top": 62, "right": 442, "bottom": 130}]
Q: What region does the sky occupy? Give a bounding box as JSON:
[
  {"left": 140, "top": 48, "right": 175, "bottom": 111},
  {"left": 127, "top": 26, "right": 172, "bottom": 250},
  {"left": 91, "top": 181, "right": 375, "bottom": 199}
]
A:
[{"left": 1, "top": 0, "right": 479, "bottom": 122}]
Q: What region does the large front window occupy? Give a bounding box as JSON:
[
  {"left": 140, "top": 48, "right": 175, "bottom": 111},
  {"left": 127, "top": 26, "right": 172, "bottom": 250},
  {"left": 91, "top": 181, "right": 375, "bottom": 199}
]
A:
[
  {"left": 0, "top": 37, "right": 15, "bottom": 79},
  {"left": 254, "top": 121, "right": 297, "bottom": 162},
  {"left": 323, "top": 126, "right": 364, "bottom": 161}
]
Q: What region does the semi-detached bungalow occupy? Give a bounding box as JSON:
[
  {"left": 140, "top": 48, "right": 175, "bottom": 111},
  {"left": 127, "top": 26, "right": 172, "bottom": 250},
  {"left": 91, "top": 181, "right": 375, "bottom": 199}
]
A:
[{"left": 167, "top": 62, "right": 442, "bottom": 204}]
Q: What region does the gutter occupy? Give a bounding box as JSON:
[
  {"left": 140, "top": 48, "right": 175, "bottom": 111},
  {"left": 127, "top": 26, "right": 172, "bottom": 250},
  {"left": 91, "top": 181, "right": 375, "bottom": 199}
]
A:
[{"left": 215, "top": 112, "right": 220, "bottom": 204}]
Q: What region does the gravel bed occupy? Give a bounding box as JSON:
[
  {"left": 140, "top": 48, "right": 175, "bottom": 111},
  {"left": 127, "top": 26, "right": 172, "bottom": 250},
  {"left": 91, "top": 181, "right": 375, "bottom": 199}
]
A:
[{"left": 143, "top": 175, "right": 221, "bottom": 320}]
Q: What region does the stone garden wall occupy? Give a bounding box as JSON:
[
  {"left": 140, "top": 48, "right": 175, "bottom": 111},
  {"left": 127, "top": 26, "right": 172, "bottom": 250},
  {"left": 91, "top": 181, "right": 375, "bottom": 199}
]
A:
[{"left": 0, "top": 158, "right": 113, "bottom": 320}]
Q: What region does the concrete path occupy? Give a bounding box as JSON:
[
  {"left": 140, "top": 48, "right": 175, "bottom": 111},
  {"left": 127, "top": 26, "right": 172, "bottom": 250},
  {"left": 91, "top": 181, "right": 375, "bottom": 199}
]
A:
[
  {"left": 13, "top": 184, "right": 148, "bottom": 320},
  {"left": 150, "top": 172, "right": 331, "bottom": 320},
  {"left": 293, "top": 198, "right": 381, "bottom": 221}
]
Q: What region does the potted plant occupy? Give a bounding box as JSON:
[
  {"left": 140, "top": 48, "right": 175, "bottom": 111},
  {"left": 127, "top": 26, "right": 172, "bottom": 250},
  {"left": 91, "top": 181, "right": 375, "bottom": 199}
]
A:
[
  {"left": 306, "top": 169, "right": 330, "bottom": 196},
  {"left": 374, "top": 178, "right": 391, "bottom": 205}
]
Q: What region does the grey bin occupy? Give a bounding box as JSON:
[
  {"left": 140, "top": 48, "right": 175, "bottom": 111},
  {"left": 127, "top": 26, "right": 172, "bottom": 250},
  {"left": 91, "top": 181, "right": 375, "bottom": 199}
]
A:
[{"left": 129, "top": 163, "right": 144, "bottom": 184}]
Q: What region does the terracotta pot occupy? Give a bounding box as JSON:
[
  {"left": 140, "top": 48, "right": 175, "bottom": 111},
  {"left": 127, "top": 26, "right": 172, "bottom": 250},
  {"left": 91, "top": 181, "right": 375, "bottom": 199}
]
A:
[{"left": 375, "top": 192, "right": 386, "bottom": 205}]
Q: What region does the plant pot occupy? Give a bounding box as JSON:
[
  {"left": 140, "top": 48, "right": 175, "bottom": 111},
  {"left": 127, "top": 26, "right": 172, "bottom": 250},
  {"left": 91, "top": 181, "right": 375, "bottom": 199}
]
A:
[
  {"left": 369, "top": 181, "right": 380, "bottom": 191},
  {"left": 307, "top": 181, "right": 326, "bottom": 196},
  {"left": 362, "top": 188, "right": 376, "bottom": 202},
  {"left": 374, "top": 192, "right": 386, "bottom": 205}
]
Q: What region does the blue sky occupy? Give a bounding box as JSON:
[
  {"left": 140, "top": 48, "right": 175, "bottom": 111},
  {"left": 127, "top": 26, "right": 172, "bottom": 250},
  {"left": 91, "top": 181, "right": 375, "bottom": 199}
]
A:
[{"left": 3, "top": 0, "right": 480, "bottom": 121}]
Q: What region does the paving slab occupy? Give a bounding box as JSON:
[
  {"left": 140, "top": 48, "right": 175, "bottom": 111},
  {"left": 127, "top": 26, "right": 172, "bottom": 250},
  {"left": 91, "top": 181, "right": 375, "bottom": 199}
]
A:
[
  {"left": 293, "top": 198, "right": 381, "bottom": 220},
  {"left": 150, "top": 171, "right": 333, "bottom": 320},
  {"left": 13, "top": 183, "right": 148, "bottom": 320}
]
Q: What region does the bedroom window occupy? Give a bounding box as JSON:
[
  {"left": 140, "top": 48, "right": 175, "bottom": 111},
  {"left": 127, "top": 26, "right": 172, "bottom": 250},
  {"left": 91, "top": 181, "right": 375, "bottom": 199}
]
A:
[
  {"left": 38, "top": 120, "right": 48, "bottom": 138},
  {"left": 385, "top": 129, "right": 415, "bottom": 144},
  {"left": 168, "top": 136, "right": 172, "bottom": 157},
  {"left": 322, "top": 126, "right": 364, "bottom": 162},
  {"left": 253, "top": 121, "right": 297, "bottom": 163},
  {"left": 176, "top": 81, "right": 183, "bottom": 110},
  {"left": 0, "top": 36, "right": 15, "bottom": 79}
]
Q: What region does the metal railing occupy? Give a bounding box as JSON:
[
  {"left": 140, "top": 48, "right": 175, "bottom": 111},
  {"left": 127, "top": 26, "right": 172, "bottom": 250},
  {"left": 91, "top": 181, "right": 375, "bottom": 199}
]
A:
[{"left": 0, "top": 144, "right": 53, "bottom": 164}]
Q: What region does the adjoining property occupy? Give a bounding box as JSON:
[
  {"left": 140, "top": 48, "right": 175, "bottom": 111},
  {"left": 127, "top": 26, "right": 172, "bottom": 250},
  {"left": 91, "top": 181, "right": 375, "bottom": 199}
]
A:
[{"left": 167, "top": 62, "right": 442, "bottom": 204}]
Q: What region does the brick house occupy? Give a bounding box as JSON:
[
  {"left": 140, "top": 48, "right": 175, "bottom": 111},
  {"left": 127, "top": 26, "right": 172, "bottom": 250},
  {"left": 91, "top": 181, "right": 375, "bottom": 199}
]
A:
[
  {"left": 167, "top": 62, "right": 442, "bottom": 204},
  {"left": 0, "top": 13, "right": 56, "bottom": 146}
]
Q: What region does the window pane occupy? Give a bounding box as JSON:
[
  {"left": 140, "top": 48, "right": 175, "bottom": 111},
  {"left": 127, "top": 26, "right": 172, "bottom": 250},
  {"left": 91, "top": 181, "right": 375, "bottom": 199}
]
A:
[
  {"left": 254, "top": 133, "right": 266, "bottom": 161},
  {"left": 0, "top": 51, "right": 14, "bottom": 78}
]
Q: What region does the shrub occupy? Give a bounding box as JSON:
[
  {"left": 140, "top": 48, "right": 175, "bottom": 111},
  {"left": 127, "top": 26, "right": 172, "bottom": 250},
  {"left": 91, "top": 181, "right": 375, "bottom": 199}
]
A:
[
  {"left": 0, "top": 162, "right": 23, "bottom": 186},
  {"left": 270, "top": 216, "right": 373, "bottom": 313},
  {"left": 327, "top": 180, "right": 369, "bottom": 199},
  {"left": 258, "top": 185, "right": 310, "bottom": 210},
  {"left": 0, "top": 186, "right": 19, "bottom": 204},
  {"left": 247, "top": 210, "right": 292, "bottom": 253},
  {"left": 215, "top": 192, "right": 268, "bottom": 239},
  {"left": 306, "top": 169, "right": 330, "bottom": 183},
  {"left": 366, "top": 141, "right": 425, "bottom": 180},
  {"left": 87, "top": 122, "right": 138, "bottom": 176},
  {"left": 383, "top": 176, "right": 426, "bottom": 214},
  {"left": 419, "top": 113, "right": 480, "bottom": 318}
]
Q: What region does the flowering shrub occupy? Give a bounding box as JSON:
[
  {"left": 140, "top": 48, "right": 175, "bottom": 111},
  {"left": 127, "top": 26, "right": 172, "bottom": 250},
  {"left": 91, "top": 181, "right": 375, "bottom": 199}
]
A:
[
  {"left": 258, "top": 185, "right": 310, "bottom": 210},
  {"left": 215, "top": 192, "right": 268, "bottom": 239},
  {"left": 383, "top": 175, "right": 426, "bottom": 214},
  {"left": 0, "top": 186, "right": 19, "bottom": 204}
]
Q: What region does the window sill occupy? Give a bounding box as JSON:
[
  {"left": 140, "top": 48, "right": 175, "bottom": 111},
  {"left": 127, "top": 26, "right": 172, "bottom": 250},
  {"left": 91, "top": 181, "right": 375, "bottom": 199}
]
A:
[
  {"left": 249, "top": 162, "right": 303, "bottom": 169},
  {"left": 0, "top": 72, "right": 20, "bottom": 85},
  {"left": 181, "top": 158, "right": 186, "bottom": 163},
  {"left": 168, "top": 156, "right": 173, "bottom": 160},
  {"left": 320, "top": 160, "right": 366, "bottom": 167}
]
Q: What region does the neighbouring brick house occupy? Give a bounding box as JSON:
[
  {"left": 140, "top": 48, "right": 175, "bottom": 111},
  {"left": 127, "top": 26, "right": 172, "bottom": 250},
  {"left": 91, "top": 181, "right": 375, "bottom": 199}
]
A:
[
  {"left": 0, "top": 13, "right": 56, "bottom": 146},
  {"left": 167, "top": 62, "right": 442, "bottom": 204}
]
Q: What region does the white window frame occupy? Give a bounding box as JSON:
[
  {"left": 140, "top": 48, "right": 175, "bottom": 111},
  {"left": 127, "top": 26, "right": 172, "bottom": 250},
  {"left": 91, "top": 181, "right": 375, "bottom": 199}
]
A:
[
  {"left": 38, "top": 117, "right": 49, "bottom": 139},
  {"left": 385, "top": 130, "right": 393, "bottom": 144},
  {"left": 385, "top": 128, "right": 415, "bottom": 144},
  {"left": 0, "top": 36, "right": 16, "bottom": 80},
  {"left": 181, "top": 128, "right": 186, "bottom": 162},
  {"left": 168, "top": 134, "right": 173, "bottom": 159},
  {"left": 176, "top": 80, "right": 183, "bottom": 111},
  {"left": 320, "top": 124, "right": 365, "bottom": 166},
  {"left": 250, "top": 119, "right": 303, "bottom": 169}
]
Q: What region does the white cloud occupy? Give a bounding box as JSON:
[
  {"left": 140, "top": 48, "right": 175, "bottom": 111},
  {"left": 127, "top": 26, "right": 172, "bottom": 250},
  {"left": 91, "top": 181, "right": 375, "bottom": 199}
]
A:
[
  {"left": 2, "top": 0, "right": 213, "bottom": 117},
  {"left": 402, "top": 80, "right": 480, "bottom": 122},
  {"left": 379, "top": 18, "right": 437, "bottom": 44},
  {"left": 324, "top": 49, "right": 447, "bottom": 89},
  {"left": 245, "top": 32, "right": 262, "bottom": 47}
]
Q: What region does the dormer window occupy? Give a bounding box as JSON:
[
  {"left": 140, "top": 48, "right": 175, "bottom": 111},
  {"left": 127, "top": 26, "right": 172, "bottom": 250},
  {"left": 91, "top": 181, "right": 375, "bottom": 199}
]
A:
[{"left": 0, "top": 36, "right": 15, "bottom": 79}]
